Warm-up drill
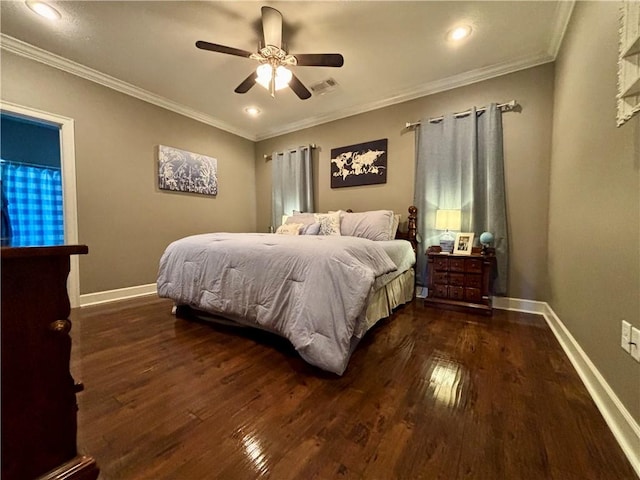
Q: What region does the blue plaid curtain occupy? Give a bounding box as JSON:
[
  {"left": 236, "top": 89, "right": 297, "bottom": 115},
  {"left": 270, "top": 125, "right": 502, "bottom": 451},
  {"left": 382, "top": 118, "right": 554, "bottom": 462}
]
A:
[{"left": 0, "top": 161, "right": 64, "bottom": 246}]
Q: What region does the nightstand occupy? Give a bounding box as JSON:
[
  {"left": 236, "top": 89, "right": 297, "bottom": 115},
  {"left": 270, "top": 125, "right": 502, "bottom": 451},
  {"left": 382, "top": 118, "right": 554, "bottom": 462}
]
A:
[{"left": 424, "top": 245, "right": 496, "bottom": 315}]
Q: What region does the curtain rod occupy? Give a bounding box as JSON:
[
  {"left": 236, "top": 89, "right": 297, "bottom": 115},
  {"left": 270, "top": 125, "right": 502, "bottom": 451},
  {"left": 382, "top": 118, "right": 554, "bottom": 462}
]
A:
[
  {"left": 0, "top": 158, "right": 61, "bottom": 170},
  {"left": 264, "top": 144, "right": 317, "bottom": 161},
  {"left": 405, "top": 100, "right": 518, "bottom": 129}
]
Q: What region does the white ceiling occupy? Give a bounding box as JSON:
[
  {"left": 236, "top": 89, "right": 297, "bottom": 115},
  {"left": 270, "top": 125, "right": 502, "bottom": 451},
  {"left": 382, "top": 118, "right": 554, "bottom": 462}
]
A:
[{"left": 0, "top": 1, "right": 574, "bottom": 141}]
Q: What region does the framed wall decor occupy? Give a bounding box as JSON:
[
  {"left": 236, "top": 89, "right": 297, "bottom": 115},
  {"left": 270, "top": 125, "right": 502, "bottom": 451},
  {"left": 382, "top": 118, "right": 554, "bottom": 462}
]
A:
[
  {"left": 158, "top": 145, "right": 218, "bottom": 196},
  {"left": 453, "top": 232, "right": 475, "bottom": 255},
  {"left": 330, "top": 138, "right": 387, "bottom": 188},
  {"left": 617, "top": 0, "right": 640, "bottom": 126}
]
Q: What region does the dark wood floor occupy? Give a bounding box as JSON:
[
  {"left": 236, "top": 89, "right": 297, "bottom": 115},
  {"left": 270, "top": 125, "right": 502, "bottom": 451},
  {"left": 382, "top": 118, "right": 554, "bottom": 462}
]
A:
[{"left": 69, "top": 297, "right": 637, "bottom": 480}]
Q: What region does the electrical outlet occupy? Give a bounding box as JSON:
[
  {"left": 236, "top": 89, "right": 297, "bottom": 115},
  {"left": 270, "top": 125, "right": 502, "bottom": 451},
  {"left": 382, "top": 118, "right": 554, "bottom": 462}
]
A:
[
  {"left": 621, "top": 320, "right": 632, "bottom": 353},
  {"left": 630, "top": 327, "right": 640, "bottom": 363}
]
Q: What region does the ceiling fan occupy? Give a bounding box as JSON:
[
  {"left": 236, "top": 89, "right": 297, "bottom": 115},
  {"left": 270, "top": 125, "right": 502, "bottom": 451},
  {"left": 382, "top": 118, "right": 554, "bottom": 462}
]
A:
[{"left": 196, "top": 6, "right": 344, "bottom": 100}]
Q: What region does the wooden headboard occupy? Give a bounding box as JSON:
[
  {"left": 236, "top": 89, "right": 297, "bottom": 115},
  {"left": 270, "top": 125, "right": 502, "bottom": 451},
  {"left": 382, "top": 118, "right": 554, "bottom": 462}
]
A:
[{"left": 396, "top": 205, "right": 418, "bottom": 253}]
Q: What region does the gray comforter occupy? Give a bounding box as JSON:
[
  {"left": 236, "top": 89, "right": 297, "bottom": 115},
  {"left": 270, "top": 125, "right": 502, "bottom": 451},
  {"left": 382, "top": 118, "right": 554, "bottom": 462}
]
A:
[{"left": 157, "top": 233, "right": 398, "bottom": 375}]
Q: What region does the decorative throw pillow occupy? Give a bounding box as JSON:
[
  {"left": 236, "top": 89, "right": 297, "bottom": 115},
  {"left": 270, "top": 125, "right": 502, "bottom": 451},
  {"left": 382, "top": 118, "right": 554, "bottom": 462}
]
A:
[
  {"left": 314, "top": 212, "right": 341, "bottom": 236},
  {"left": 275, "top": 223, "right": 303, "bottom": 235},
  {"left": 340, "top": 210, "right": 394, "bottom": 241},
  {"left": 301, "top": 222, "right": 321, "bottom": 235}
]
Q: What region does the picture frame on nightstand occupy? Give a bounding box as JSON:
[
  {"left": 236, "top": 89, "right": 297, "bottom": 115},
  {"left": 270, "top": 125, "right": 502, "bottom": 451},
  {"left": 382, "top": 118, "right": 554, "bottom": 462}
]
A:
[{"left": 453, "top": 232, "right": 474, "bottom": 255}]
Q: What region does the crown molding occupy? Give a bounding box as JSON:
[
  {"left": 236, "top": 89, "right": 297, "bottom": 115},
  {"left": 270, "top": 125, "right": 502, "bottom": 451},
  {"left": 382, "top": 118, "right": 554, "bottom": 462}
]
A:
[
  {"left": 254, "top": 52, "right": 554, "bottom": 141},
  {"left": 1, "top": 32, "right": 559, "bottom": 143},
  {"left": 0, "top": 34, "right": 257, "bottom": 141},
  {"left": 548, "top": 0, "right": 576, "bottom": 58}
]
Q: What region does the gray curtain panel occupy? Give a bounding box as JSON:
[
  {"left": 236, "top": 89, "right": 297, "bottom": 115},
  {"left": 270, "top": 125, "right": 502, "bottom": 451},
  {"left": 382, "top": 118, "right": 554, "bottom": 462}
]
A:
[
  {"left": 414, "top": 104, "right": 509, "bottom": 294},
  {"left": 272, "top": 146, "right": 314, "bottom": 229}
]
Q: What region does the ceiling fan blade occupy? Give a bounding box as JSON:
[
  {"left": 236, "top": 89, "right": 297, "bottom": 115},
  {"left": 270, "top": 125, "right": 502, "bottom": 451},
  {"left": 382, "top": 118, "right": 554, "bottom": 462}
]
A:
[
  {"left": 293, "top": 53, "right": 344, "bottom": 67},
  {"left": 196, "top": 40, "right": 253, "bottom": 59},
  {"left": 234, "top": 72, "right": 258, "bottom": 94},
  {"left": 289, "top": 73, "right": 312, "bottom": 100},
  {"left": 261, "top": 6, "right": 283, "bottom": 47}
]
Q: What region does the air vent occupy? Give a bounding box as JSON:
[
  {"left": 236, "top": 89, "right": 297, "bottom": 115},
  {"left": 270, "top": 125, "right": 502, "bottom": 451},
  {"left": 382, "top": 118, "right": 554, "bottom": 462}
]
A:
[{"left": 309, "top": 78, "right": 339, "bottom": 96}]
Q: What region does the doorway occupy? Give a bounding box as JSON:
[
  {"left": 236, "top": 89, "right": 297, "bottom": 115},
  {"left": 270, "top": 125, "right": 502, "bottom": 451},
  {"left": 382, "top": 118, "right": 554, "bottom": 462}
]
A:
[{"left": 0, "top": 102, "right": 81, "bottom": 306}]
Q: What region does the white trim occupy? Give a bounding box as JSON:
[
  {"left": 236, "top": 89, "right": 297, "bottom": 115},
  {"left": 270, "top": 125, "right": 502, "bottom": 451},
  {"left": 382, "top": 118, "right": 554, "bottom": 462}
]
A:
[
  {"left": 496, "top": 297, "right": 640, "bottom": 477},
  {"left": 0, "top": 101, "right": 81, "bottom": 307},
  {"left": 1, "top": 34, "right": 556, "bottom": 142},
  {"left": 79, "top": 283, "right": 157, "bottom": 307},
  {"left": 548, "top": 1, "right": 576, "bottom": 59},
  {"left": 0, "top": 34, "right": 256, "bottom": 141},
  {"left": 255, "top": 53, "right": 554, "bottom": 141}
]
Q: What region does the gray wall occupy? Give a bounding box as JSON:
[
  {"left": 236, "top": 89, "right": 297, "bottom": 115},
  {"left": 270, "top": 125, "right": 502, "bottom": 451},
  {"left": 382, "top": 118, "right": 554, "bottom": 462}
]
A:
[
  {"left": 256, "top": 64, "right": 555, "bottom": 301},
  {"left": 549, "top": 2, "right": 640, "bottom": 424},
  {"left": 1, "top": 52, "right": 256, "bottom": 294}
]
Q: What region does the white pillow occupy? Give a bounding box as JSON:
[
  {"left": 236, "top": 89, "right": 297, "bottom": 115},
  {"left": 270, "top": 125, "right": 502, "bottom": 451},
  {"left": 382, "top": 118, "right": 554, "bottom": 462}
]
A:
[
  {"left": 314, "top": 212, "right": 342, "bottom": 236},
  {"left": 285, "top": 213, "right": 316, "bottom": 226},
  {"left": 390, "top": 214, "right": 401, "bottom": 238},
  {"left": 275, "top": 223, "right": 303, "bottom": 235},
  {"left": 340, "top": 210, "right": 394, "bottom": 241}
]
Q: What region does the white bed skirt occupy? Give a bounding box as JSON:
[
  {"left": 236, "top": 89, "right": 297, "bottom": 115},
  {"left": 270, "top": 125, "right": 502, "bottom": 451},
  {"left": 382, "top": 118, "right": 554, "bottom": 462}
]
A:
[{"left": 362, "top": 268, "right": 415, "bottom": 333}]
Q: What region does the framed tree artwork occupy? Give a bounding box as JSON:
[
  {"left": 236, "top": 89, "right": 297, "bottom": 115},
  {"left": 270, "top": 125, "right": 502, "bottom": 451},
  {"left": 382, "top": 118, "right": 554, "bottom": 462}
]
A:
[{"left": 158, "top": 145, "right": 218, "bottom": 196}]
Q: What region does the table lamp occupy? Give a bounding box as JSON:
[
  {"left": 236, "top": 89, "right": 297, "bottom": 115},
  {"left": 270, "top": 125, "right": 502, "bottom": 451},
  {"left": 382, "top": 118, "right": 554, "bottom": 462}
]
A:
[{"left": 435, "top": 209, "right": 461, "bottom": 253}]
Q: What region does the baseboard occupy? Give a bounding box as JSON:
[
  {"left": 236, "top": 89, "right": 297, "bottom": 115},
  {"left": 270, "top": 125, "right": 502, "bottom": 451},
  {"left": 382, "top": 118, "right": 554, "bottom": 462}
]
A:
[
  {"left": 79, "top": 283, "right": 157, "bottom": 307},
  {"left": 496, "top": 297, "right": 640, "bottom": 477}
]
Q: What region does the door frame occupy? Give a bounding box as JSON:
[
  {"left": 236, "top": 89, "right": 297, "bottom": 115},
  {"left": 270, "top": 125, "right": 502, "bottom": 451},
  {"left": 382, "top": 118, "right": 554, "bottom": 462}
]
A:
[{"left": 1, "top": 101, "right": 81, "bottom": 307}]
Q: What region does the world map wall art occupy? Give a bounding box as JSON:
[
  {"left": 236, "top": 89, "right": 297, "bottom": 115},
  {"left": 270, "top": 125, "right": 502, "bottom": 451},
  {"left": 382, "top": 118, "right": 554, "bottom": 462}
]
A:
[
  {"left": 158, "top": 145, "right": 218, "bottom": 196},
  {"left": 330, "top": 138, "right": 388, "bottom": 188}
]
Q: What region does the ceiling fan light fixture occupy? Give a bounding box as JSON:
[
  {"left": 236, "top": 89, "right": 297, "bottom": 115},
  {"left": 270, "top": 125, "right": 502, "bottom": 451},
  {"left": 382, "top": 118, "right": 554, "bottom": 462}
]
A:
[
  {"left": 256, "top": 64, "right": 292, "bottom": 91},
  {"left": 25, "top": 1, "right": 61, "bottom": 20}
]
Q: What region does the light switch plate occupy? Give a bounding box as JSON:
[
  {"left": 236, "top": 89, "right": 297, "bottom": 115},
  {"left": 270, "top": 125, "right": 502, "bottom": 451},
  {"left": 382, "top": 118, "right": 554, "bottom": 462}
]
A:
[{"left": 631, "top": 327, "right": 640, "bottom": 362}]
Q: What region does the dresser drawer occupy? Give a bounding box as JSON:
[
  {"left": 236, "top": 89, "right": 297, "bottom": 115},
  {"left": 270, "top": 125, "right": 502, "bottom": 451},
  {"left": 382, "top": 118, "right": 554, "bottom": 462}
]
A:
[
  {"left": 449, "top": 273, "right": 465, "bottom": 287},
  {"left": 449, "top": 258, "right": 465, "bottom": 272},
  {"left": 465, "top": 274, "right": 482, "bottom": 289},
  {"left": 466, "top": 258, "right": 483, "bottom": 273},
  {"left": 464, "top": 288, "right": 482, "bottom": 302},
  {"left": 433, "top": 257, "right": 449, "bottom": 271},
  {"left": 448, "top": 286, "right": 465, "bottom": 300},
  {"left": 432, "top": 284, "right": 448, "bottom": 298},
  {"left": 434, "top": 272, "right": 448, "bottom": 284}
]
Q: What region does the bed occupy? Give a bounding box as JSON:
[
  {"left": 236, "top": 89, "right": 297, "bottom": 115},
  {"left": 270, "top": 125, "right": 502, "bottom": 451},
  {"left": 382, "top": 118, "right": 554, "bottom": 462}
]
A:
[{"left": 157, "top": 206, "right": 417, "bottom": 375}]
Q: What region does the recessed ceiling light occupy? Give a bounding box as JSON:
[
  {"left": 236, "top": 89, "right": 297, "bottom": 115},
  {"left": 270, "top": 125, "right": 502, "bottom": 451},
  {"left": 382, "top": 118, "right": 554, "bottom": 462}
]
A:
[
  {"left": 448, "top": 25, "right": 472, "bottom": 42},
  {"left": 25, "top": 1, "right": 61, "bottom": 20},
  {"left": 244, "top": 107, "right": 261, "bottom": 117}
]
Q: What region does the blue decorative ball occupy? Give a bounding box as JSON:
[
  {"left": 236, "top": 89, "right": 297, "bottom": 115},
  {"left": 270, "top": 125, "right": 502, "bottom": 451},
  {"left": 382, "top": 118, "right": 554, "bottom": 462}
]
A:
[{"left": 480, "top": 231, "right": 494, "bottom": 245}]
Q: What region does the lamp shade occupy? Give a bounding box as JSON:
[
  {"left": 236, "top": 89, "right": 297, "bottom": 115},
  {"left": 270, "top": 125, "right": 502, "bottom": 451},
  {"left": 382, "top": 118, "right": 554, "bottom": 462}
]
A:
[{"left": 435, "top": 209, "right": 461, "bottom": 231}]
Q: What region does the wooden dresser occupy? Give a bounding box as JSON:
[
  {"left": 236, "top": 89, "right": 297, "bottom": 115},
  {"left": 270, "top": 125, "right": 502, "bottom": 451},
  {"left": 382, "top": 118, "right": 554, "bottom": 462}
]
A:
[
  {"left": 1, "top": 245, "right": 99, "bottom": 480},
  {"left": 424, "top": 245, "right": 496, "bottom": 315}
]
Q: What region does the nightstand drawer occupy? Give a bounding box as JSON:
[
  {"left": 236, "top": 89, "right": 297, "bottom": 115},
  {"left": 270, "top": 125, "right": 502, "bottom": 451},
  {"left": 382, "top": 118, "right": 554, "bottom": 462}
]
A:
[
  {"left": 432, "top": 284, "right": 448, "bottom": 298},
  {"left": 434, "top": 272, "right": 448, "bottom": 284},
  {"left": 466, "top": 258, "right": 483, "bottom": 273},
  {"left": 464, "top": 288, "right": 482, "bottom": 302},
  {"left": 449, "top": 258, "right": 465, "bottom": 272},
  {"left": 449, "top": 273, "right": 465, "bottom": 287},
  {"left": 448, "top": 286, "right": 464, "bottom": 300},
  {"left": 433, "top": 257, "right": 449, "bottom": 271},
  {"left": 465, "top": 274, "right": 482, "bottom": 289}
]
